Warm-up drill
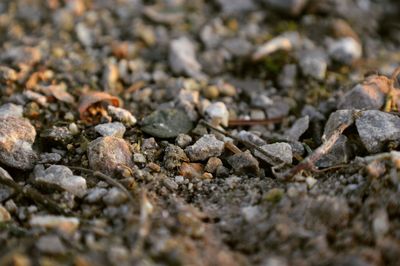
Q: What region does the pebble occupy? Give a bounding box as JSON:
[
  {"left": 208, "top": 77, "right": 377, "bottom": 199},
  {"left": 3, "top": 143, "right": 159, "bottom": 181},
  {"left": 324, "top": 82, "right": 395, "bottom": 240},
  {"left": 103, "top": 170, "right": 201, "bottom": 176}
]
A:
[
  {"left": 40, "top": 126, "right": 73, "bottom": 145},
  {"left": 34, "top": 165, "right": 87, "bottom": 197},
  {"left": 103, "top": 187, "right": 128, "bottom": 205},
  {"left": 237, "top": 131, "right": 266, "bottom": 146},
  {"left": 241, "top": 206, "right": 260, "bottom": 222},
  {"left": 278, "top": 64, "right": 297, "bottom": 89},
  {"left": 133, "top": 153, "right": 146, "bottom": 164},
  {"left": 285, "top": 116, "right": 309, "bottom": 140},
  {"left": 316, "top": 135, "right": 352, "bottom": 168},
  {"left": 298, "top": 49, "right": 328, "bottom": 80},
  {"left": 205, "top": 157, "right": 223, "bottom": 174},
  {"left": 227, "top": 150, "right": 260, "bottom": 176},
  {"left": 36, "top": 235, "right": 66, "bottom": 255},
  {"left": 0, "top": 117, "right": 37, "bottom": 170},
  {"left": 254, "top": 142, "right": 293, "bottom": 166},
  {"left": 222, "top": 38, "right": 253, "bottom": 57},
  {"left": 87, "top": 136, "right": 133, "bottom": 176},
  {"left": 356, "top": 110, "right": 400, "bottom": 153},
  {"left": 337, "top": 75, "right": 390, "bottom": 110},
  {"left": 0, "top": 167, "right": 14, "bottom": 202},
  {"left": 163, "top": 144, "right": 189, "bottom": 170},
  {"left": 0, "top": 66, "right": 17, "bottom": 81},
  {"left": 0, "top": 204, "right": 11, "bottom": 222},
  {"left": 372, "top": 209, "right": 389, "bottom": 239},
  {"left": 176, "top": 89, "right": 200, "bottom": 121},
  {"left": 85, "top": 187, "right": 108, "bottom": 203},
  {"left": 169, "top": 37, "right": 206, "bottom": 80},
  {"left": 266, "top": 99, "right": 291, "bottom": 119},
  {"left": 38, "top": 152, "right": 62, "bottom": 164},
  {"left": 264, "top": 0, "right": 308, "bottom": 16},
  {"left": 216, "top": 0, "right": 256, "bottom": 14},
  {"left": 107, "top": 105, "right": 137, "bottom": 126},
  {"left": 185, "top": 134, "right": 225, "bottom": 161},
  {"left": 264, "top": 188, "right": 284, "bottom": 203},
  {"left": 328, "top": 37, "right": 362, "bottom": 65},
  {"left": 0, "top": 103, "right": 23, "bottom": 118},
  {"left": 95, "top": 122, "right": 126, "bottom": 138},
  {"left": 141, "top": 109, "right": 193, "bottom": 139},
  {"left": 252, "top": 31, "right": 301, "bottom": 61},
  {"left": 29, "top": 215, "right": 80, "bottom": 234},
  {"left": 204, "top": 102, "right": 229, "bottom": 127},
  {"left": 323, "top": 110, "right": 355, "bottom": 139},
  {"left": 175, "top": 133, "right": 192, "bottom": 148}
]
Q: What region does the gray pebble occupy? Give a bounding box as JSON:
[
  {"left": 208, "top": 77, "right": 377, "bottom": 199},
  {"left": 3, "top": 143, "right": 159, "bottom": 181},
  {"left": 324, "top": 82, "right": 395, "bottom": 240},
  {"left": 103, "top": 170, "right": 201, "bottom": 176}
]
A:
[
  {"left": 176, "top": 133, "right": 192, "bottom": 148},
  {"left": 107, "top": 106, "right": 137, "bottom": 126},
  {"left": 95, "top": 122, "right": 126, "bottom": 138},
  {"left": 227, "top": 150, "right": 260, "bottom": 176},
  {"left": 0, "top": 103, "right": 23, "bottom": 118},
  {"left": 254, "top": 142, "right": 293, "bottom": 165},
  {"left": 298, "top": 49, "right": 328, "bottom": 80},
  {"left": 85, "top": 187, "right": 108, "bottom": 204},
  {"left": 328, "top": 37, "right": 362, "bottom": 65},
  {"left": 185, "top": 134, "right": 224, "bottom": 161},
  {"left": 285, "top": 116, "right": 309, "bottom": 140},
  {"left": 36, "top": 235, "right": 66, "bottom": 255},
  {"left": 103, "top": 187, "right": 128, "bottom": 205},
  {"left": 356, "top": 110, "right": 400, "bottom": 153},
  {"left": 0, "top": 117, "right": 37, "bottom": 170},
  {"left": 38, "top": 153, "right": 62, "bottom": 164}
]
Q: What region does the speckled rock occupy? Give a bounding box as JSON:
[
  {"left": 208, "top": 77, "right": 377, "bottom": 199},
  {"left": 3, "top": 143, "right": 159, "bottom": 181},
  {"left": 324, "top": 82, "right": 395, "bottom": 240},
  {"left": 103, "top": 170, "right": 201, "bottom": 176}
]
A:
[
  {"left": 107, "top": 105, "right": 137, "bottom": 126},
  {"left": 164, "top": 144, "right": 189, "bottom": 170},
  {"left": 254, "top": 142, "right": 293, "bottom": 165},
  {"left": 0, "top": 117, "right": 37, "bottom": 170},
  {"left": 95, "top": 122, "right": 126, "bottom": 138},
  {"left": 88, "top": 136, "right": 133, "bottom": 176},
  {"left": 185, "top": 134, "right": 224, "bottom": 161}
]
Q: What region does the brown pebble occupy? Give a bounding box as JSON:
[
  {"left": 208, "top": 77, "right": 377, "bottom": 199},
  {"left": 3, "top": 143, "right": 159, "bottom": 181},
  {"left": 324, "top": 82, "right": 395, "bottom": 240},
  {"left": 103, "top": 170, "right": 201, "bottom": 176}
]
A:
[{"left": 205, "top": 157, "right": 223, "bottom": 174}]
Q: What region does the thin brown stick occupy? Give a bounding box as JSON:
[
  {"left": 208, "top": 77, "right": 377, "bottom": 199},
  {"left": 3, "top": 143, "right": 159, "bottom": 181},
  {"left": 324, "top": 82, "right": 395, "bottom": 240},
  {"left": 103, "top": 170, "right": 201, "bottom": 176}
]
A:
[
  {"left": 68, "top": 166, "right": 135, "bottom": 203},
  {"left": 228, "top": 118, "right": 283, "bottom": 126},
  {"left": 274, "top": 111, "right": 359, "bottom": 181},
  {"left": 0, "top": 170, "right": 71, "bottom": 215}
]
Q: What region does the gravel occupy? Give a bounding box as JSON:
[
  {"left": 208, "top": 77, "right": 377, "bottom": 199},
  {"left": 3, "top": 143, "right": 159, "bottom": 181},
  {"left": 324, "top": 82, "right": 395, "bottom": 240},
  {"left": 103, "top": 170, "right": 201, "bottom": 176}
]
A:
[
  {"left": 95, "top": 122, "right": 126, "bottom": 138},
  {"left": 254, "top": 143, "right": 293, "bottom": 166},
  {"left": 185, "top": 134, "right": 225, "bottom": 161},
  {"left": 227, "top": 151, "right": 260, "bottom": 176}
]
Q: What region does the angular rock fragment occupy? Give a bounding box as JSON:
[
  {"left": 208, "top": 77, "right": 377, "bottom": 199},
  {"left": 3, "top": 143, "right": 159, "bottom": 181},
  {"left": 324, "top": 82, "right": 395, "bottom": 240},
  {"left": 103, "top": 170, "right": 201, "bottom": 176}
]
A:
[
  {"left": 228, "top": 151, "right": 260, "bottom": 176},
  {"left": 107, "top": 105, "right": 137, "bottom": 126},
  {"left": 0, "top": 117, "right": 37, "bottom": 169},
  {"left": 285, "top": 116, "right": 309, "bottom": 140},
  {"left": 185, "top": 134, "right": 224, "bottom": 161},
  {"left": 316, "top": 135, "right": 353, "bottom": 168},
  {"left": 95, "top": 122, "right": 126, "bottom": 138},
  {"left": 205, "top": 157, "right": 223, "bottom": 174},
  {"left": 34, "top": 165, "right": 87, "bottom": 197},
  {"left": 252, "top": 32, "right": 301, "bottom": 61},
  {"left": 88, "top": 136, "right": 133, "bottom": 176},
  {"left": 356, "top": 110, "right": 400, "bottom": 153},
  {"left": 169, "top": 37, "right": 206, "bottom": 80},
  {"left": 254, "top": 142, "right": 293, "bottom": 165},
  {"left": 164, "top": 144, "right": 189, "bottom": 170},
  {"left": 204, "top": 101, "right": 229, "bottom": 127}
]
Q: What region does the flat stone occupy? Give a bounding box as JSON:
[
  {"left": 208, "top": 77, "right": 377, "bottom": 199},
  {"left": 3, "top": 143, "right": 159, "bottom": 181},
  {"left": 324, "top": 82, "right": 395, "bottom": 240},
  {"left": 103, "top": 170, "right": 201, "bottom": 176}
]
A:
[
  {"left": 95, "top": 122, "right": 126, "bottom": 138},
  {"left": 0, "top": 117, "right": 37, "bottom": 170},
  {"left": 88, "top": 136, "right": 133, "bottom": 176},
  {"left": 356, "top": 110, "right": 400, "bottom": 153},
  {"left": 228, "top": 150, "right": 260, "bottom": 176},
  {"left": 169, "top": 37, "right": 206, "bottom": 80},
  {"left": 141, "top": 109, "right": 193, "bottom": 139},
  {"left": 34, "top": 165, "right": 87, "bottom": 197},
  {"left": 0, "top": 103, "right": 23, "bottom": 118},
  {"left": 29, "top": 215, "right": 79, "bottom": 234},
  {"left": 254, "top": 142, "right": 293, "bottom": 165},
  {"left": 185, "top": 134, "right": 224, "bottom": 161}
]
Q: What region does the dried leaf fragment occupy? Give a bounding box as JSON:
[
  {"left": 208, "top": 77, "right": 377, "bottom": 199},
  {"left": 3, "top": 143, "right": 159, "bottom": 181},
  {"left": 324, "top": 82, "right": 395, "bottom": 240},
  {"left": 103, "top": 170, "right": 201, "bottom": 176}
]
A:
[{"left": 78, "top": 91, "right": 121, "bottom": 121}]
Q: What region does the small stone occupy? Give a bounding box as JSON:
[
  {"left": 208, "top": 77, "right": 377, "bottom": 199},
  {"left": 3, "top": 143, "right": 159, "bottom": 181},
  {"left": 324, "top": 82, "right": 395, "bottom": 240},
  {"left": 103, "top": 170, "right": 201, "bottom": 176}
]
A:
[
  {"left": 216, "top": 165, "right": 230, "bottom": 177},
  {"left": 266, "top": 99, "right": 291, "bottom": 119},
  {"left": 107, "top": 105, "right": 137, "bottom": 126},
  {"left": 76, "top": 22, "right": 94, "bottom": 47},
  {"left": 179, "top": 162, "right": 204, "bottom": 179},
  {"left": 0, "top": 103, "right": 23, "bottom": 118},
  {"left": 185, "top": 134, "right": 224, "bottom": 161},
  {"left": 222, "top": 38, "right": 253, "bottom": 57},
  {"left": 373, "top": 209, "right": 389, "bottom": 239},
  {"left": 205, "top": 157, "right": 223, "bottom": 174},
  {"left": 141, "top": 109, "right": 193, "bottom": 139},
  {"left": 103, "top": 187, "right": 128, "bottom": 205},
  {"left": 176, "top": 133, "right": 192, "bottom": 148},
  {"left": 237, "top": 131, "right": 266, "bottom": 146},
  {"left": 204, "top": 101, "right": 229, "bottom": 127},
  {"left": 1, "top": 46, "right": 42, "bottom": 66},
  {"left": 323, "top": 109, "right": 355, "bottom": 139},
  {"left": 305, "top": 176, "right": 317, "bottom": 189},
  {"left": 328, "top": 37, "right": 362, "bottom": 65},
  {"left": 85, "top": 187, "right": 108, "bottom": 203},
  {"left": 227, "top": 151, "right": 260, "bottom": 176},
  {"left": 29, "top": 215, "right": 79, "bottom": 234},
  {"left": 88, "top": 136, "right": 133, "bottom": 176},
  {"left": 38, "top": 153, "right": 62, "bottom": 164},
  {"left": 40, "top": 126, "right": 73, "bottom": 145},
  {"left": 278, "top": 64, "right": 297, "bottom": 89},
  {"left": 264, "top": 188, "right": 284, "bottom": 203},
  {"left": 254, "top": 143, "right": 293, "bottom": 165},
  {"left": 241, "top": 206, "right": 260, "bottom": 222},
  {"left": 133, "top": 153, "right": 146, "bottom": 164},
  {"left": 264, "top": 0, "right": 308, "bottom": 16},
  {"left": 34, "top": 165, "right": 87, "bottom": 197},
  {"left": 285, "top": 116, "right": 309, "bottom": 140},
  {"left": 69, "top": 123, "right": 80, "bottom": 135},
  {"left": 216, "top": 0, "right": 256, "bottom": 14},
  {"left": 0, "top": 167, "right": 14, "bottom": 202},
  {"left": 298, "top": 49, "right": 328, "bottom": 80},
  {"left": 316, "top": 135, "right": 352, "bottom": 168},
  {"left": 163, "top": 144, "right": 189, "bottom": 170},
  {"left": 0, "top": 204, "right": 11, "bottom": 222},
  {"left": 0, "top": 117, "right": 37, "bottom": 170},
  {"left": 176, "top": 89, "right": 199, "bottom": 121},
  {"left": 202, "top": 85, "right": 220, "bottom": 100},
  {"left": 338, "top": 75, "right": 390, "bottom": 110},
  {"left": 169, "top": 37, "right": 206, "bottom": 80},
  {"left": 36, "top": 235, "right": 66, "bottom": 255},
  {"left": 356, "top": 110, "right": 400, "bottom": 153},
  {"left": 175, "top": 175, "right": 184, "bottom": 184},
  {"left": 163, "top": 178, "right": 179, "bottom": 191},
  {"left": 253, "top": 32, "right": 301, "bottom": 61},
  {"left": 95, "top": 122, "right": 126, "bottom": 138},
  {"left": 0, "top": 66, "right": 17, "bottom": 81}
]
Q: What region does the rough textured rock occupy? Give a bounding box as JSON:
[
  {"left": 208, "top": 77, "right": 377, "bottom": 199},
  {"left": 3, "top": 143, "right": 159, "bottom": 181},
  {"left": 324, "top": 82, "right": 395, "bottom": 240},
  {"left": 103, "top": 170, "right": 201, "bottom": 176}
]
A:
[
  {"left": 95, "top": 122, "right": 126, "bottom": 138},
  {"left": 164, "top": 144, "right": 189, "bottom": 170},
  {"left": 285, "top": 116, "right": 309, "bottom": 140},
  {"left": 0, "top": 103, "right": 23, "bottom": 118},
  {"left": 356, "top": 110, "right": 400, "bottom": 153},
  {"left": 254, "top": 142, "right": 293, "bottom": 165},
  {"left": 185, "top": 134, "right": 224, "bottom": 161},
  {"left": 88, "top": 136, "right": 133, "bottom": 176},
  {"left": 0, "top": 117, "right": 37, "bottom": 169},
  {"left": 316, "top": 135, "right": 353, "bottom": 168},
  {"left": 227, "top": 151, "right": 260, "bottom": 176},
  {"left": 34, "top": 165, "right": 87, "bottom": 197},
  {"left": 204, "top": 101, "right": 229, "bottom": 127}
]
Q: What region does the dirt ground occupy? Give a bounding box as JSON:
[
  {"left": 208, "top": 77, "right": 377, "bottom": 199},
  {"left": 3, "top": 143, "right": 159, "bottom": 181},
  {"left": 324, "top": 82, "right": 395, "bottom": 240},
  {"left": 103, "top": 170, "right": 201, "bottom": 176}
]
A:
[{"left": 0, "top": 0, "right": 400, "bottom": 265}]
